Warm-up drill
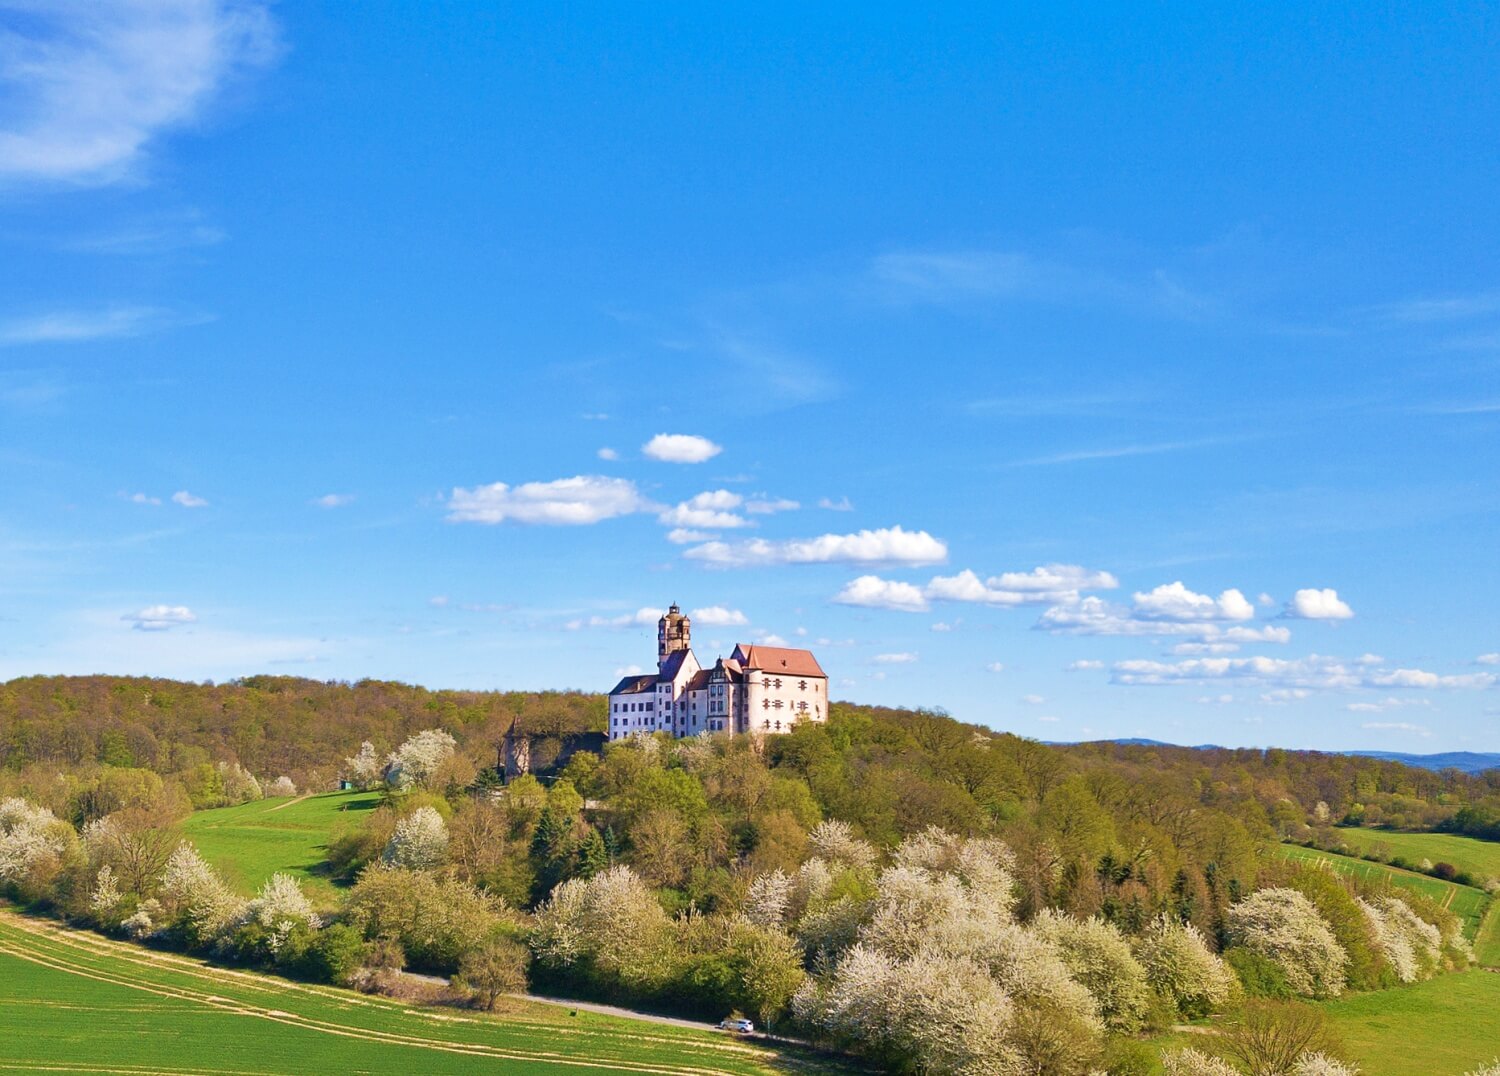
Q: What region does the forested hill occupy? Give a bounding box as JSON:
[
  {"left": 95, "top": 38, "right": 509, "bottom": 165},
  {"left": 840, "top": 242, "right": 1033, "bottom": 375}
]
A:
[
  {"left": 0, "top": 675, "right": 603, "bottom": 787},
  {"left": 4, "top": 675, "right": 1499, "bottom": 836}
]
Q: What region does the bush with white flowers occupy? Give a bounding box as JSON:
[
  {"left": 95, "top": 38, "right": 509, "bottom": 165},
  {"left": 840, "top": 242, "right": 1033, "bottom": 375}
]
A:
[
  {"left": 382, "top": 806, "right": 449, "bottom": 870},
  {"left": 1226, "top": 888, "right": 1348, "bottom": 999}
]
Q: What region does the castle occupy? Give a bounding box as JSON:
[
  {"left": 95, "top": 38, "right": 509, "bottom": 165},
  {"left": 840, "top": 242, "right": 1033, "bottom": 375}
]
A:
[{"left": 606, "top": 604, "right": 829, "bottom": 740}]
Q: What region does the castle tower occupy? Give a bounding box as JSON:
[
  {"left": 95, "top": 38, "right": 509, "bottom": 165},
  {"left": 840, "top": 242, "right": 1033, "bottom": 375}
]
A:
[{"left": 658, "top": 603, "right": 691, "bottom": 666}]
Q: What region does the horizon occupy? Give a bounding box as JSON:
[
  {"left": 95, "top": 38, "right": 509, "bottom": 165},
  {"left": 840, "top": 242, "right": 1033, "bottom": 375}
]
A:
[{"left": 2, "top": 4, "right": 1497, "bottom": 753}]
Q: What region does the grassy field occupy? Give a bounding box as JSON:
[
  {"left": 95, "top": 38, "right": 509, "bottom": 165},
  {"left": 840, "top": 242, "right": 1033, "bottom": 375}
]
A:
[
  {"left": 0, "top": 908, "right": 851, "bottom": 1076},
  {"left": 1320, "top": 970, "right": 1500, "bottom": 1076},
  {"left": 1274, "top": 843, "right": 1491, "bottom": 941},
  {"left": 181, "top": 790, "right": 380, "bottom": 902},
  {"left": 1321, "top": 827, "right": 1500, "bottom": 883}
]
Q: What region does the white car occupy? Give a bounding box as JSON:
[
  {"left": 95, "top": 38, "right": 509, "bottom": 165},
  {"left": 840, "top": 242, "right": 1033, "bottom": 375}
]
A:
[{"left": 717, "top": 1018, "right": 755, "bottom": 1034}]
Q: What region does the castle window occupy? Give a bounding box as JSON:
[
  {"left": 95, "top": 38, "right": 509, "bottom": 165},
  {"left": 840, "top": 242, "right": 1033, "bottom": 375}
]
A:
[
  {"left": 762, "top": 720, "right": 771, "bottom": 730},
  {"left": 773, "top": 678, "right": 782, "bottom": 689},
  {"left": 762, "top": 699, "right": 769, "bottom": 710},
  {"left": 774, "top": 720, "right": 782, "bottom": 731},
  {"left": 773, "top": 699, "right": 783, "bottom": 710},
  {"left": 798, "top": 680, "right": 807, "bottom": 691}
]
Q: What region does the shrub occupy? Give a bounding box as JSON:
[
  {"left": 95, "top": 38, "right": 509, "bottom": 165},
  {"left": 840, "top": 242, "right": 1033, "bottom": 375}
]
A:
[
  {"left": 1161, "top": 1047, "right": 1239, "bottom": 1076},
  {"left": 382, "top": 807, "right": 449, "bottom": 870},
  {"left": 1222, "top": 1000, "right": 1346, "bottom": 1076},
  {"left": 1225, "top": 946, "right": 1293, "bottom": 999},
  {"left": 1031, "top": 910, "right": 1150, "bottom": 1030},
  {"left": 345, "top": 866, "right": 504, "bottom": 973},
  {"left": 455, "top": 935, "right": 530, "bottom": 1009},
  {"left": 1134, "top": 914, "right": 1237, "bottom": 1019},
  {"left": 160, "top": 842, "right": 243, "bottom": 947},
  {"left": 1225, "top": 889, "right": 1347, "bottom": 999},
  {"left": 1358, "top": 896, "right": 1440, "bottom": 982}
]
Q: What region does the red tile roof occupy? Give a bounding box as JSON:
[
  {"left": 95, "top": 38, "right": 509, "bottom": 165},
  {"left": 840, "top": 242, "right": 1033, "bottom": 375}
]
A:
[{"left": 733, "top": 644, "right": 826, "bottom": 678}]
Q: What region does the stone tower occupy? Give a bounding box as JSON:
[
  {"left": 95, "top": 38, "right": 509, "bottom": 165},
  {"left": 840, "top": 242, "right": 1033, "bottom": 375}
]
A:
[{"left": 657, "top": 603, "right": 691, "bottom": 667}]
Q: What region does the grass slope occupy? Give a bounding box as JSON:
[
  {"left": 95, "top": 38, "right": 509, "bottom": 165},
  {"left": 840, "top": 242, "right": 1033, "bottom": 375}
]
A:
[
  {"left": 1274, "top": 844, "right": 1491, "bottom": 940},
  {"left": 180, "top": 791, "right": 381, "bottom": 902},
  {"left": 1321, "top": 970, "right": 1500, "bottom": 1076},
  {"left": 1322, "top": 828, "right": 1500, "bottom": 883},
  {"left": 0, "top": 908, "right": 848, "bottom": 1076}
]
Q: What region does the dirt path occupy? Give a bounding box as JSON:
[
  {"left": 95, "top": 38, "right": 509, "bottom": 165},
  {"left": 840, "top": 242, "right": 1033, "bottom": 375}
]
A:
[
  {"left": 264, "top": 793, "right": 314, "bottom": 813},
  {"left": 397, "top": 973, "right": 714, "bottom": 1032}
]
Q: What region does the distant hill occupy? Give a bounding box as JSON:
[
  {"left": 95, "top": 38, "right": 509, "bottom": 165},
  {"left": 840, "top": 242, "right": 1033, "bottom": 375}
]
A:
[
  {"left": 1061, "top": 739, "right": 1500, "bottom": 775},
  {"left": 1345, "top": 750, "right": 1500, "bottom": 775}
]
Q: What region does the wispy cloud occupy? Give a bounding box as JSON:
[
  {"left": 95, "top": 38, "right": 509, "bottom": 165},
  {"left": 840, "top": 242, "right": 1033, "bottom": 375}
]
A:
[
  {"left": 1008, "top": 438, "right": 1234, "bottom": 467},
  {"left": 171, "top": 490, "right": 208, "bottom": 508},
  {"left": 122, "top": 604, "right": 195, "bottom": 631},
  {"left": 312, "top": 493, "right": 354, "bottom": 509},
  {"left": 0, "top": 306, "right": 205, "bottom": 345},
  {"left": 447, "top": 475, "right": 651, "bottom": 526},
  {"left": 1371, "top": 290, "right": 1500, "bottom": 324},
  {"left": 685, "top": 526, "right": 947, "bottom": 569},
  {"left": 0, "top": 0, "right": 281, "bottom": 185}
]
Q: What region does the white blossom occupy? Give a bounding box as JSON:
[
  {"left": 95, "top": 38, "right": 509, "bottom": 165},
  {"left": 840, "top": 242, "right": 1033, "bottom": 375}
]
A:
[
  {"left": 384, "top": 729, "right": 457, "bottom": 790},
  {"left": 0, "top": 797, "right": 71, "bottom": 883},
  {"left": 382, "top": 806, "right": 449, "bottom": 870},
  {"left": 807, "top": 820, "right": 877, "bottom": 873},
  {"left": 745, "top": 869, "right": 793, "bottom": 928},
  {"left": 1134, "top": 914, "right": 1236, "bottom": 1017},
  {"left": 1226, "top": 888, "right": 1348, "bottom": 999},
  {"left": 89, "top": 864, "right": 122, "bottom": 914},
  {"left": 344, "top": 741, "right": 383, "bottom": 788}
]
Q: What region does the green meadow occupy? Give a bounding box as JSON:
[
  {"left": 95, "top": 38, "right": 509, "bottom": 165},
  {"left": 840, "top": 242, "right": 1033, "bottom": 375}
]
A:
[
  {"left": 180, "top": 790, "right": 380, "bottom": 902},
  {"left": 1274, "top": 843, "right": 1492, "bottom": 943},
  {"left": 0, "top": 909, "right": 849, "bottom": 1076},
  {"left": 1321, "top": 827, "right": 1500, "bottom": 883},
  {"left": 1321, "top": 970, "right": 1500, "bottom": 1076}
]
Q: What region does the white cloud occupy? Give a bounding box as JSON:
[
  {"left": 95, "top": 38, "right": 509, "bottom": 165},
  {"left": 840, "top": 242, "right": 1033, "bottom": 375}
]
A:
[
  {"left": 1067, "top": 660, "right": 1104, "bottom": 671},
  {"left": 171, "top": 489, "right": 208, "bottom": 508},
  {"left": 833, "top": 575, "right": 930, "bottom": 612},
  {"left": 689, "top": 605, "right": 747, "bottom": 627},
  {"left": 567, "top": 607, "right": 663, "bottom": 631},
  {"left": 428, "top": 596, "right": 449, "bottom": 607},
  {"left": 818, "top": 496, "right": 854, "bottom": 511},
  {"left": 596, "top": 447, "right": 619, "bottom": 461},
  {"left": 755, "top": 632, "right": 790, "bottom": 646},
  {"left": 685, "top": 526, "right": 947, "bottom": 568},
  {"left": 1345, "top": 697, "right": 1432, "bottom": 713},
  {"left": 1110, "top": 654, "right": 1496, "bottom": 691},
  {"left": 1360, "top": 722, "right": 1431, "bottom": 736},
  {"left": 642, "top": 433, "right": 722, "bottom": 463},
  {"left": 930, "top": 621, "right": 955, "bottom": 632},
  {"left": 312, "top": 493, "right": 354, "bottom": 508},
  {"left": 666, "top": 527, "right": 715, "bottom": 545},
  {"left": 1036, "top": 715, "right": 1060, "bottom": 723},
  {"left": 447, "top": 475, "right": 649, "bottom": 525},
  {"left": 1478, "top": 653, "right": 1500, "bottom": 666},
  {"left": 1132, "top": 582, "right": 1254, "bottom": 622},
  {"left": 873, "top": 652, "right": 918, "bottom": 664},
  {"left": 994, "top": 564, "right": 1119, "bottom": 592},
  {"left": 1260, "top": 689, "right": 1310, "bottom": 705},
  {"left": 1171, "top": 642, "right": 1241, "bottom": 656},
  {"left": 1197, "top": 694, "right": 1235, "bottom": 705},
  {"left": 1283, "top": 588, "right": 1354, "bottom": 620},
  {"left": 1223, "top": 625, "right": 1292, "bottom": 643},
  {"left": 0, "top": 0, "right": 280, "bottom": 185},
  {"left": 122, "top": 604, "right": 195, "bottom": 631},
  {"left": 744, "top": 496, "right": 799, "bottom": 515},
  {"left": 659, "top": 490, "right": 748, "bottom": 529},
  {"left": 986, "top": 662, "right": 1007, "bottom": 673},
  {"left": 1021, "top": 694, "right": 1045, "bottom": 705},
  {"left": 614, "top": 664, "right": 644, "bottom": 677},
  {"left": 126, "top": 491, "right": 161, "bottom": 506},
  {"left": 0, "top": 306, "right": 192, "bottom": 345}
]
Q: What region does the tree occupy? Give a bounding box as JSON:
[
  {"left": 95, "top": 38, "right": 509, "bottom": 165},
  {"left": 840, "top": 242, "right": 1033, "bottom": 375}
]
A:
[
  {"left": 456, "top": 935, "right": 529, "bottom": 1010},
  {"left": 1226, "top": 889, "right": 1348, "bottom": 999},
  {"left": 382, "top": 806, "right": 449, "bottom": 870},
  {"left": 344, "top": 742, "right": 382, "bottom": 789},
  {"left": 1222, "top": 1000, "right": 1345, "bottom": 1076},
  {"left": 384, "top": 729, "right": 457, "bottom": 791},
  {"left": 1134, "top": 914, "right": 1237, "bottom": 1019},
  {"left": 160, "top": 842, "right": 243, "bottom": 946}
]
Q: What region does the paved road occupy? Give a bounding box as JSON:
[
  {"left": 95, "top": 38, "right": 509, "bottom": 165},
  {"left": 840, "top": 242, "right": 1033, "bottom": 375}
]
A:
[{"left": 397, "top": 971, "right": 715, "bottom": 1031}]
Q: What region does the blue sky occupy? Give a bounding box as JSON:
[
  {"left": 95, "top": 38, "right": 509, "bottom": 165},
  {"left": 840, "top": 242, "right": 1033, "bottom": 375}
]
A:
[{"left": 1, "top": 2, "right": 1497, "bottom": 751}]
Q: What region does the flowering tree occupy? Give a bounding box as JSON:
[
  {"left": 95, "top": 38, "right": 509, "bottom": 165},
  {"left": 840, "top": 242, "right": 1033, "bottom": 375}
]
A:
[
  {"left": 89, "top": 864, "right": 122, "bottom": 916},
  {"left": 344, "top": 741, "right": 383, "bottom": 789},
  {"left": 807, "top": 820, "right": 876, "bottom": 873},
  {"left": 216, "top": 762, "right": 262, "bottom": 805},
  {"left": 267, "top": 776, "right": 297, "bottom": 797},
  {"left": 530, "top": 865, "right": 671, "bottom": 990},
  {"left": 160, "top": 842, "right": 243, "bottom": 945},
  {"left": 793, "top": 944, "right": 1022, "bottom": 1075},
  {"left": 1031, "top": 909, "right": 1150, "bottom": 1031},
  {"left": 1134, "top": 914, "right": 1237, "bottom": 1018},
  {"left": 1226, "top": 888, "right": 1348, "bottom": 999},
  {"left": 1358, "top": 896, "right": 1440, "bottom": 982},
  {"left": 384, "top": 729, "right": 457, "bottom": 791},
  {"left": 0, "top": 797, "right": 72, "bottom": 886},
  {"left": 1161, "top": 1048, "right": 1240, "bottom": 1076},
  {"left": 744, "top": 869, "right": 793, "bottom": 928},
  {"left": 382, "top": 807, "right": 449, "bottom": 870}
]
